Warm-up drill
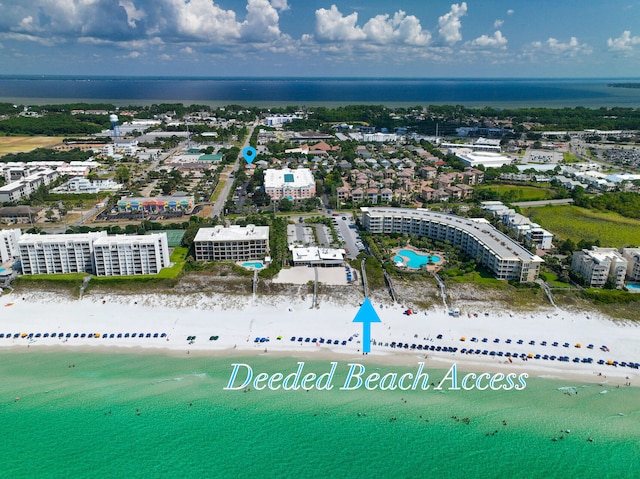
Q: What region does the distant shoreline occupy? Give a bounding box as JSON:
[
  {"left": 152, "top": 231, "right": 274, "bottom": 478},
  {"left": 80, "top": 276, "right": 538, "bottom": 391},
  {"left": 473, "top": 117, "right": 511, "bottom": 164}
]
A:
[{"left": 2, "top": 77, "right": 640, "bottom": 108}]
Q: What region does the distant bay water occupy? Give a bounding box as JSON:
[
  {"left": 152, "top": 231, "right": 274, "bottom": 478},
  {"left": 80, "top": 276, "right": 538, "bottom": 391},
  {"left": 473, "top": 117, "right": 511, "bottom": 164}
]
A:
[{"left": 1, "top": 76, "right": 640, "bottom": 108}]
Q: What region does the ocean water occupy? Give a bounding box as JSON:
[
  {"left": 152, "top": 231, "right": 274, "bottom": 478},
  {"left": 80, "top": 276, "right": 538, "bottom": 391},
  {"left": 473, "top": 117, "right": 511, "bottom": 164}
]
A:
[
  {"left": 1, "top": 350, "right": 638, "bottom": 478},
  {"left": 1, "top": 76, "right": 640, "bottom": 108}
]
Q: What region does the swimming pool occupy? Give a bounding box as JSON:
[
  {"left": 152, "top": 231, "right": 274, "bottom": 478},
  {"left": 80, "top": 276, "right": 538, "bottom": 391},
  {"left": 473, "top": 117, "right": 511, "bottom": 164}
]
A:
[
  {"left": 242, "top": 262, "right": 264, "bottom": 270},
  {"left": 626, "top": 283, "right": 640, "bottom": 292},
  {"left": 394, "top": 249, "right": 441, "bottom": 268}
]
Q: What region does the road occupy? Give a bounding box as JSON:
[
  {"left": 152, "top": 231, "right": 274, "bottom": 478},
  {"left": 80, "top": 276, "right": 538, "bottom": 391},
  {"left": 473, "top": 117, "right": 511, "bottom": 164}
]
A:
[{"left": 210, "top": 119, "right": 259, "bottom": 218}]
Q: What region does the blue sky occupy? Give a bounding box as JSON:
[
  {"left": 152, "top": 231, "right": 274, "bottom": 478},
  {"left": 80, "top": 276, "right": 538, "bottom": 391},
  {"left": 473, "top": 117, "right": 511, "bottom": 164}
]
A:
[{"left": 0, "top": 0, "right": 639, "bottom": 78}]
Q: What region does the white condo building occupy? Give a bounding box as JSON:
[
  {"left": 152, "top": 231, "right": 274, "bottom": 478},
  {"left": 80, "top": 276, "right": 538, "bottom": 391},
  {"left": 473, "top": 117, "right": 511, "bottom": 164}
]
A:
[
  {"left": 0, "top": 228, "right": 21, "bottom": 263},
  {"left": 264, "top": 168, "right": 315, "bottom": 201},
  {"left": 0, "top": 169, "right": 59, "bottom": 203},
  {"left": 621, "top": 248, "right": 640, "bottom": 282},
  {"left": 360, "top": 207, "right": 543, "bottom": 283},
  {"left": 93, "top": 233, "right": 170, "bottom": 276},
  {"left": 18, "top": 231, "right": 107, "bottom": 275},
  {"left": 571, "top": 247, "right": 628, "bottom": 289},
  {"left": 194, "top": 225, "right": 269, "bottom": 262}
]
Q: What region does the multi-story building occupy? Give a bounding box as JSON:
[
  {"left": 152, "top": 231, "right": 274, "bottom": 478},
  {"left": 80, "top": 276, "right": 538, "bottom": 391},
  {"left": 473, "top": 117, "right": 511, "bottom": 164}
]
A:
[
  {"left": 360, "top": 207, "right": 543, "bottom": 282},
  {"left": 93, "top": 233, "right": 170, "bottom": 276},
  {"left": 571, "top": 247, "right": 628, "bottom": 288},
  {"left": 263, "top": 168, "right": 315, "bottom": 201},
  {"left": 18, "top": 231, "right": 107, "bottom": 275},
  {"left": 0, "top": 228, "right": 21, "bottom": 263},
  {"left": 194, "top": 225, "right": 269, "bottom": 262},
  {"left": 0, "top": 169, "right": 59, "bottom": 203},
  {"left": 621, "top": 248, "right": 640, "bottom": 282}
]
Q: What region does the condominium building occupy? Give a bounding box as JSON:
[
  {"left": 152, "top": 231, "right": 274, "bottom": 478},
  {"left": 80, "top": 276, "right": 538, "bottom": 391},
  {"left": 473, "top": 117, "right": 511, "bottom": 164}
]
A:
[
  {"left": 93, "top": 233, "right": 170, "bottom": 276},
  {"left": 194, "top": 225, "right": 269, "bottom": 262},
  {"left": 18, "top": 231, "right": 107, "bottom": 275},
  {"left": 0, "top": 228, "right": 21, "bottom": 263},
  {"left": 621, "top": 248, "right": 640, "bottom": 281},
  {"left": 263, "top": 168, "right": 315, "bottom": 201},
  {"left": 571, "top": 247, "right": 628, "bottom": 289},
  {"left": 0, "top": 169, "right": 59, "bottom": 203},
  {"left": 360, "top": 207, "right": 543, "bottom": 282}
]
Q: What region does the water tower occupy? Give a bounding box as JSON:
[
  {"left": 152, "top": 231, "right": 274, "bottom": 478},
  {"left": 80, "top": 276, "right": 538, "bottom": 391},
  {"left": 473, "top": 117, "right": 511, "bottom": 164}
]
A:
[{"left": 110, "top": 114, "right": 120, "bottom": 142}]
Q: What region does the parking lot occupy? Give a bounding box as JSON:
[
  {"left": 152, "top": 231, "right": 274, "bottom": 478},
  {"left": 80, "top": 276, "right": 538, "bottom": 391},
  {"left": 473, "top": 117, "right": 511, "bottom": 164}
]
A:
[{"left": 329, "top": 213, "right": 365, "bottom": 259}]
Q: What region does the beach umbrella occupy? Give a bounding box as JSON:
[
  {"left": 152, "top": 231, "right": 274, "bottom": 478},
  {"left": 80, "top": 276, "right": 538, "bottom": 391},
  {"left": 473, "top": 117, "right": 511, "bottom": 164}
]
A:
[
  {"left": 575, "top": 343, "right": 582, "bottom": 348},
  {"left": 460, "top": 337, "right": 466, "bottom": 341}
]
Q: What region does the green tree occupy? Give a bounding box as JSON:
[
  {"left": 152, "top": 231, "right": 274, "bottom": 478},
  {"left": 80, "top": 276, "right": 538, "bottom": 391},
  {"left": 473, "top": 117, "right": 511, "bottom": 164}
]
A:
[
  {"left": 278, "top": 198, "right": 293, "bottom": 212},
  {"left": 115, "top": 166, "right": 131, "bottom": 184}
]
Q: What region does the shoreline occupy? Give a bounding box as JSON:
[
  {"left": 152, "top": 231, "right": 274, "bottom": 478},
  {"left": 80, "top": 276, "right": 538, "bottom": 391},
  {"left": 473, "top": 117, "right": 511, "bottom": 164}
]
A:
[{"left": 5, "top": 291, "right": 639, "bottom": 386}]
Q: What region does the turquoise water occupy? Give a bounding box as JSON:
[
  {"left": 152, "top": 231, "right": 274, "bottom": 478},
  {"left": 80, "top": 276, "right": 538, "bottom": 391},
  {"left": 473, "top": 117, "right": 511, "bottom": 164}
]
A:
[
  {"left": 626, "top": 283, "right": 640, "bottom": 291},
  {"left": 1, "top": 350, "right": 639, "bottom": 478},
  {"left": 242, "top": 262, "right": 264, "bottom": 269},
  {"left": 395, "top": 249, "right": 441, "bottom": 268}
]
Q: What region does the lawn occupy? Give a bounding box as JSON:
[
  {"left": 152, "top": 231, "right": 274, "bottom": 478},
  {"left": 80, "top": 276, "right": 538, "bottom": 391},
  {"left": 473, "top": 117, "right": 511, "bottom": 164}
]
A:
[
  {"left": 476, "top": 184, "right": 557, "bottom": 202},
  {"left": 523, "top": 205, "right": 640, "bottom": 248}
]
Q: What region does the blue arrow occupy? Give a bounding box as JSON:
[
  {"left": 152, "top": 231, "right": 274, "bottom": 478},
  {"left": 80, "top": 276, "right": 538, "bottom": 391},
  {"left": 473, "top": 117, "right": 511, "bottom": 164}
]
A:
[{"left": 353, "top": 298, "right": 381, "bottom": 353}]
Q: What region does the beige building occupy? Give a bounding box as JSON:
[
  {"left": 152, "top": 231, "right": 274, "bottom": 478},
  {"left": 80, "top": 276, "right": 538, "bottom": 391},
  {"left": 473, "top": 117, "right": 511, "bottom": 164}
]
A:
[{"left": 194, "top": 225, "right": 269, "bottom": 262}]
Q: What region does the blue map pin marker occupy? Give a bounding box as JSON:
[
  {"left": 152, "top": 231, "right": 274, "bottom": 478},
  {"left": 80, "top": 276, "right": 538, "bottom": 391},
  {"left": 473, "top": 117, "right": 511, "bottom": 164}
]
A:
[{"left": 242, "top": 146, "right": 256, "bottom": 164}]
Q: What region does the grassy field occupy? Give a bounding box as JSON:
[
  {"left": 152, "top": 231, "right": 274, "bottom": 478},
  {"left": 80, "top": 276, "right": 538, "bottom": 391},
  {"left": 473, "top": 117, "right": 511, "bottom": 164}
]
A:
[
  {"left": 523, "top": 205, "right": 640, "bottom": 247},
  {"left": 476, "top": 184, "right": 557, "bottom": 202},
  {"left": 0, "top": 136, "right": 65, "bottom": 156}
]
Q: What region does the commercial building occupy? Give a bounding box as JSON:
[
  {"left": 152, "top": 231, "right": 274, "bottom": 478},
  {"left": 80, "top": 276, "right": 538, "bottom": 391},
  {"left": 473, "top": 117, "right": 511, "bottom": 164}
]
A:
[
  {"left": 0, "top": 206, "right": 43, "bottom": 224},
  {"left": 18, "top": 231, "right": 107, "bottom": 275},
  {"left": 0, "top": 228, "right": 21, "bottom": 263},
  {"left": 263, "top": 168, "right": 315, "bottom": 201},
  {"left": 360, "top": 207, "right": 543, "bottom": 282},
  {"left": 93, "top": 233, "right": 170, "bottom": 276},
  {"left": 194, "top": 225, "right": 270, "bottom": 262},
  {"left": 453, "top": 149, "right": 513, "bottom": 169},
  {"left": 571, "top": 247, "right": 628, "bottom": 289},
  {"left": 289, "top": 246, "right": 346, "bottom": 267},
  {"left": 117, "top": 195, "right": 194, "bottom": 213}
]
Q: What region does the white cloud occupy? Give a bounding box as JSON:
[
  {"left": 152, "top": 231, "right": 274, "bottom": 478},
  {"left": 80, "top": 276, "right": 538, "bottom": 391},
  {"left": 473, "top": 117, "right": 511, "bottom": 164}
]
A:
[
  {"left": 493, "top": 19, "right": 503, "bottom": 28},
  {"left": 362, "top": 11, "right": 430, "bottom": 46},
  {"left": 437, "top": 2, "right": 467, "bottom": 44},
  {"left": 529, "top": 37, "right": 592, "bottom": 56},
  {"left": 241, "top": 0, "right": 283, "bottom": 43},
  {"left": 607, "top": 30, "right": 640, "bottom": 52},
  {"left": 313, "top": 6, "right": 431, "bottom": 47},
  {"left": 270, "top": 0, "right": 289, "bottom": 11},
  {"left": 507, "top": 9, "right": 514, "bottom": 15},
  {"left": 466, "top": 30, "right": 507, "bottom": 49},
  {"left": 315, "top": 5, "right": 366, "bottom": 42},
  {"left": 167, "top": 0, "right": 241, "bottom": 42},
  {"left": 119, "top": 0, "right": 145, "bottom": 28}
]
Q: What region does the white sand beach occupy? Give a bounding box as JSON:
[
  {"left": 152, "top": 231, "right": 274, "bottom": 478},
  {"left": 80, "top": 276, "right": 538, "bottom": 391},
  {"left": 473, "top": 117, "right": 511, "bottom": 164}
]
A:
[{"left": 3, "top": 291, "right": 639, "bottom": 385}]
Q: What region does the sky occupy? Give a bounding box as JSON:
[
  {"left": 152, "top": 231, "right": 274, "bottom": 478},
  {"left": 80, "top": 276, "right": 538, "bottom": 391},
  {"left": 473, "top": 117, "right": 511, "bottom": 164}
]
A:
[{"left": 0, "top": 0, "right": 639, "bottom": 78}]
